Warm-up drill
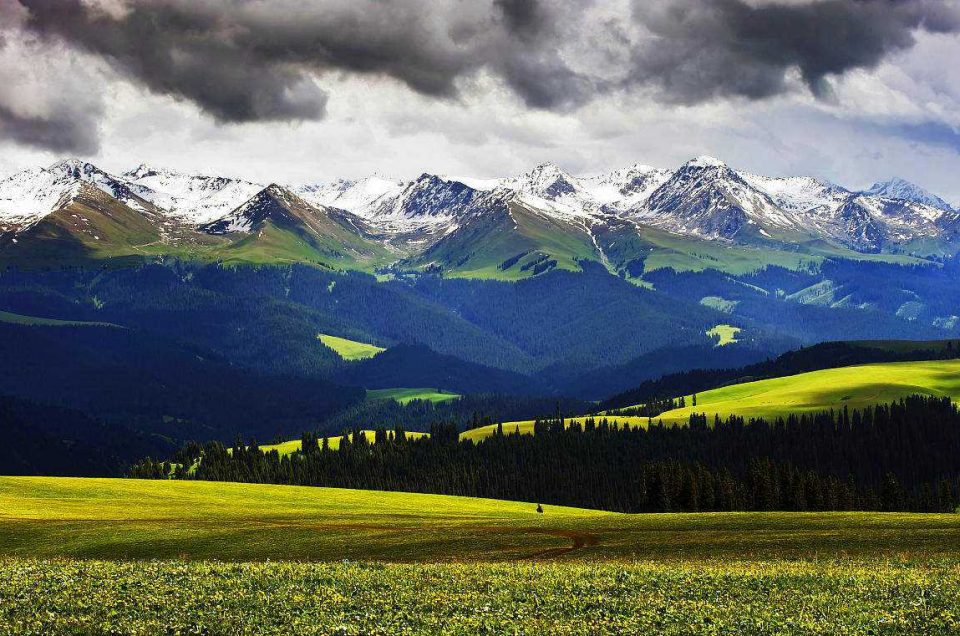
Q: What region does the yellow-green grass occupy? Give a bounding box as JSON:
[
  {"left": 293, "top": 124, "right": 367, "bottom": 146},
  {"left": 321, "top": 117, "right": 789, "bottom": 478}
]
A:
[
  {"left": 317, "top": 333, "right": 385, "bottom": 360},
  {"left": 0, "top": 310, "right": 121, "bottom": 328},
  {"left": 653, "top": 358, "right": 960, "bottom": 425},
  {"left": 4, "top": 558, "right": 960, "bottom": 635},
  {"left": 706, "top": 323, "right": 741, "bottom": 346},
  {"left": 2, "top": 477, "right": 960, "bottom": 563},
  {"left": 367, "top": 387, "right": 461, "bottom": 404}
]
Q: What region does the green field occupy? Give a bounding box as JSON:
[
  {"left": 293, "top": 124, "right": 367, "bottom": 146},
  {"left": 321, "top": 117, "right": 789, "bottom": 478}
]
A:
[
  {"left": 367, "top": 387, "right": 461, "bottom": 404},
  {"left": 317, "top": 333, "right": 385, "bottom": 360},
  {"left": 3, "top": 477, "right": 960, "bottom": 562},
  {"left": 706, "top": 323, "right": 741, "bottom": 346},
  {"left": 653, "top": 358, "right": 960, "bottom": 424},
  {"left": 2, "top": 477, "right": 960, "bottom": 633},
  {"left": 4, "top": 558, "right": 958, "bottom": 635}
]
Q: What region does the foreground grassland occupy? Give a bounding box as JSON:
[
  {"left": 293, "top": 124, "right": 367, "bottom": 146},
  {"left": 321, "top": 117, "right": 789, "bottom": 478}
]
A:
[
  {"left": 3, "top": 558, "right": 958, "bottom": 635},
  {"left": 3, "top": 477, "right": 960, "bottom": 562},
  {"left": 3, "top": 478, "right": 960, "bottom": 633},
  {"left": 367, "top": 387, "right": 462, "bottom": 404},
  {"left": 654, "top": 358, "right": 960, "bottom": 424},
  {"left": 317, "top": 333, "right": 385, "bottom": 360}
]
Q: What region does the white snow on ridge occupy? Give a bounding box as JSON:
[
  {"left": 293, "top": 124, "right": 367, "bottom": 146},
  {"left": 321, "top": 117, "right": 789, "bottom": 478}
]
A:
[
  {"left": 739, "top": 173, "right": 849, "bottom": 214},
  {"left": 2, "top": 157, "right": 958, "bottom": 255},
  {"left": 293, "top": 176, "right": 404, "bottom": 218},
  {"left": 122, "top": 164, "right": 263, "bottom": 224},
  {"left": 0, "top": 166, "right": 75, "bottom": 224}
]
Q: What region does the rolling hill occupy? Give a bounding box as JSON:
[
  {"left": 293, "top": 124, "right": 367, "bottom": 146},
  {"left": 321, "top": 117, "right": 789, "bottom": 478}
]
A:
[{"left": 651, "top": 358, "right": 960, "bottom": 424}]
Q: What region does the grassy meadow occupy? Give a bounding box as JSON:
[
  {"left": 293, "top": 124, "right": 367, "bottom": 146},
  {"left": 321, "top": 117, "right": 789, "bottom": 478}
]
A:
[
  {"left": 2, "top": 477, "right": 960, "bottom": 633},
  {"left": 706, "top": 323, "right": 741, "bottom": 346},
  {"left": 461, "top": 358, "right": 960, "bottom": 440},
  {"left": 654, "top": 358, "right": 960, "bottom": 424},
  {"left": 317, "top": 333, "right": 385, "bottom": 360}
]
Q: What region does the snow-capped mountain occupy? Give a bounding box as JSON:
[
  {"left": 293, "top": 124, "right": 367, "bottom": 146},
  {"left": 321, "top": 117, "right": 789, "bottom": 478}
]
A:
[
  {"left": 637, "top": 156, "right": 803, "bottom": 240},
  {"left": 2, "top": 156, "right": 958, "bottom": 262},
  {"left": 864, "top": 178, "right": 953, "bottom": 211},
  {"left": 122, "top": 164, "right": 263, "bottom": 224},
  {"left": 0, "top": 159, "right": 152, "bottom": 230},
  {"left": 582, "top": 164, "right": 673, "bottom": 209},
  {"left": 738, "top": 174, "right": 850, "bottom": 215},
  {"left": 292, "top": 175, "right": 403, "bottom": 216},
  {"left": 367, "top": 174, "right": 479, "bottom": 226}
]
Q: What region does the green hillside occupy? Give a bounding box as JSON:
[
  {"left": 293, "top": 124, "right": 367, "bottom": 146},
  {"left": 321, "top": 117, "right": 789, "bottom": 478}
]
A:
[
  {"left": 0, "top": 184, "right": 169, "bottom": 265},
  {"left": 409, "top": 198, "right": 600, "bottom": 280},
  {"left": 653, "top": 358, "right": 960, "bottom": 424},
  {"left": 317, "top": 333, "right": 384, "bottom": 360},
  {"left": 202, "top": 187, "right": 395, "bottom": 270}
]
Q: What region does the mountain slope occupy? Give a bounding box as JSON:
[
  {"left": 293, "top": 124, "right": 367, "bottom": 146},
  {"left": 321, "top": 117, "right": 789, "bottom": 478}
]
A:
[
  {"left": 0, "top": 182, "right": 171, "bottom": 264},
  {"left": 405, "top": 190, "right": 601, "bottom": 279},
  {"left": 865, "top": 178, "right": 953, "bottom": 210},
  {"left": 200, "top": 185, "right": 394, "bottom": 268}
]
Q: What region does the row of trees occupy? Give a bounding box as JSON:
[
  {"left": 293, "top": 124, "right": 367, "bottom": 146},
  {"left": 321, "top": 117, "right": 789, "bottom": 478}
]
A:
[{"left": 131, "top": 395, "right": 960, "bottom": 513}]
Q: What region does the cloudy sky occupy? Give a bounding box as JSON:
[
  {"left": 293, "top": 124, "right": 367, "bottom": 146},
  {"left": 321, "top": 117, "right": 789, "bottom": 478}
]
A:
[{"left": 1, "top": 0, "right": 959, "bottom": 203}]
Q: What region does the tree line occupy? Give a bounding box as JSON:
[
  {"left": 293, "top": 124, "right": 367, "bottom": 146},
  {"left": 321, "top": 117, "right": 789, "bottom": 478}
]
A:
[{"left": 131, "top": 395, "right": 960, "bottom": 513}]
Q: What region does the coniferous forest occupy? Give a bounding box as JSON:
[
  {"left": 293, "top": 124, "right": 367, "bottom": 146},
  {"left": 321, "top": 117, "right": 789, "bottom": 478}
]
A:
[{"left": 135, "top": 395, "right": 960, "bottom": 513}]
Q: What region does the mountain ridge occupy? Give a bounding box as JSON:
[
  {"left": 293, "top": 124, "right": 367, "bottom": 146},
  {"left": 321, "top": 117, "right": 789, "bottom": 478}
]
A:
[{"left": 2, "top": 156, "right": 958, "bottom": 275}]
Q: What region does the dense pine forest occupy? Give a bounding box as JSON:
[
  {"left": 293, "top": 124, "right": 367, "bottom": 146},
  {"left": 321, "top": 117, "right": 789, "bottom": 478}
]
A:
[{"left": 135, "top": 396, "right": 960, "bottom": 513}]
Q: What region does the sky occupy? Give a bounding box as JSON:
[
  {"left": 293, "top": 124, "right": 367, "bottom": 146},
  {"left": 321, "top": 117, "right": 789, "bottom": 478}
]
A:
[{"left": 0, "top": 0, "right": 959, "bottom": 204}]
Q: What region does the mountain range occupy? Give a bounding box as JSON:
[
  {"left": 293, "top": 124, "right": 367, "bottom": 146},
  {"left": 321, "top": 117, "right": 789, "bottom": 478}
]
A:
[{"left": 1, "top": 156, "right": 957, "bottom": 277}]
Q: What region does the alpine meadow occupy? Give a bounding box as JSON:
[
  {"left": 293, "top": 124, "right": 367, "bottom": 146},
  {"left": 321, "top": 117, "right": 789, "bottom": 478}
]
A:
[{"left": 4, "top": 0, "right": 960, "bottom": 633}]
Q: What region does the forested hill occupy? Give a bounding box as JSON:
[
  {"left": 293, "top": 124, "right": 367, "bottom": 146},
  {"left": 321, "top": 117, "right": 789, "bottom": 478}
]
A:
[
  {"left": 137, "top": 396, "right": 960, "bottom": 514},
  {"left": 601, "top": 339, "right": 960, "bottom": 410}
]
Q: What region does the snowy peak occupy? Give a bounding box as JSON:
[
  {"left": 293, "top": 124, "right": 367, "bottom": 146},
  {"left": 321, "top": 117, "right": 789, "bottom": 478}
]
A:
[
  {"left": 293, "top": 176, "right": 404, "bottom": 218},
  {"left": 201, "top": 184, "right": 307, "bottom": 234},
  {"left": 512, "top": 162, "right": 581, "bottom": 200},
  {"left": 121, "top": 164, "right": 262, "bottom": 224},
  {"left": 392, "top": 174, "right": 477, "bottom": 218},
  {"left": 739, "top": 173, "right": 849, "bottom": 214},
  {"left": 864, "top": 178, "right": 952, "bottom": 211},
  {"left": 581, "top": 163, "right": 672, "bottom": 208},
  {"left": 0, "top": 160, "right": 146, "bottom": 227},
  {"left": 640, "top": 155, "right": 796, "bottom": 240},
  {"left": 683, "top": 155, "right": 727, "bottom": 169}
]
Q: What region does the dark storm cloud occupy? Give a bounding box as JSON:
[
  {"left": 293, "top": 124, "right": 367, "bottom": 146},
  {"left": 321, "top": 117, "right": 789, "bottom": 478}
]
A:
[
  {"left": 0, "top": 103, "right": 100, "bottom": 153},
  {"left": 2, "top": 0, "right": 959, "bottom": 153},
  {"left": 628, "top": 0, "right": 960, "bottom": 103},
  {"left": 13, "top": 0, "right": 593, "bottom": 126}
]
